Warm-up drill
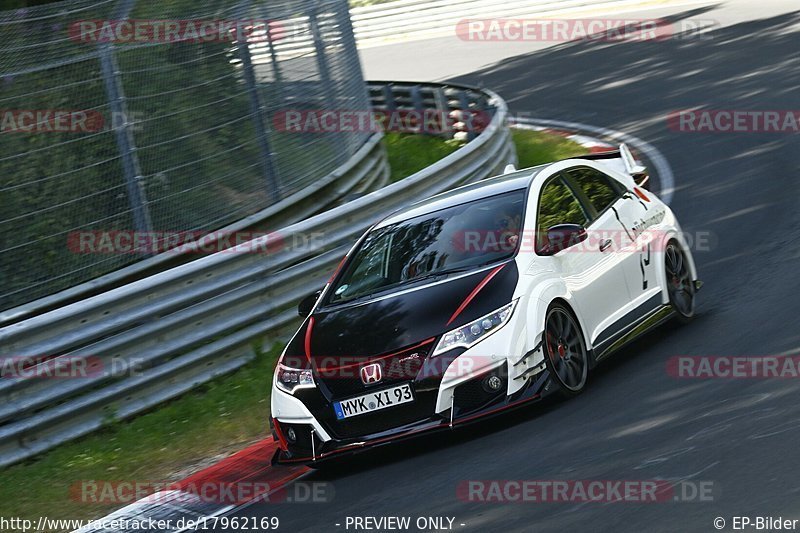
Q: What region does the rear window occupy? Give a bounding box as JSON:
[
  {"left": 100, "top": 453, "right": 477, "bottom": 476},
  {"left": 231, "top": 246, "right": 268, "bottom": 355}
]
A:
[{"left": 326, "top": 190, "right": 525, "bottom": 304}]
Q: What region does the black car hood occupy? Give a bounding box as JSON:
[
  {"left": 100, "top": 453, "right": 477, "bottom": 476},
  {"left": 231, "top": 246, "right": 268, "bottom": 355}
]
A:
[{"left": 284, "top": 261, "right": 519, "bottom": 363}]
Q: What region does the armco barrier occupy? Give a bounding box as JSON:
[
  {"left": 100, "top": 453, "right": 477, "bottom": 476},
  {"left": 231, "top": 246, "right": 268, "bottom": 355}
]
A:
[
  {"left": 0, "top": 82, "right": 516, "bottom": 467},
  {"left": 368, "top": 80, "right": 491, "bottom": 141},
  {"left": 351, "top": 0, "right": 653, "bottom": 45}
]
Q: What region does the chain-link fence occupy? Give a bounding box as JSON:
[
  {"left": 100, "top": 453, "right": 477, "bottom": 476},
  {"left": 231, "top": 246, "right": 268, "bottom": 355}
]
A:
[{"left": 0, "top": 0, "right": 371, "bottom": 312}]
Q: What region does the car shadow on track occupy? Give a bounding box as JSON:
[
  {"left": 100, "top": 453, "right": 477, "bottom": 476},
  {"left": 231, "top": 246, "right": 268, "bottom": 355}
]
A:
[{"left": 303, "top": 313, "right": 705, "bottom": 480}]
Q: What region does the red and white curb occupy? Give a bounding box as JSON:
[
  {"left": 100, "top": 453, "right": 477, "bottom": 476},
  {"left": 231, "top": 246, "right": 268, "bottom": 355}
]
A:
[
  {"left": 519, "top": 124, "right": 618, "bottom": 154},
  {"left": 510, "top": 117, "right": 675, "bottom": 205},
  {"left": 75, "top": 440, "right": 307, "bottom": 533}
]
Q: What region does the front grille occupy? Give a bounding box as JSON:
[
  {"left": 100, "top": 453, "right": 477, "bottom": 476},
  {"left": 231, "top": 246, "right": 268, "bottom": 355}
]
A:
[
  {"left": 321, "top": 375, "right": 364, "bottom": 398},
  {"left": 317, "top": 341, "right": 431, "bottom": 399},
  {"left": 384, "top": 356, "right": 424, "bottom": 380}
]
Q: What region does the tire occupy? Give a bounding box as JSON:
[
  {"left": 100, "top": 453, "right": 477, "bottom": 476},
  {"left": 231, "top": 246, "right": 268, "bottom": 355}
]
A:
[
  {"left": 543, "top": 303, "right": 589, "bottom": 397},
  {"left": 664, "top": 241, "right": 696, "bottom": 324}
]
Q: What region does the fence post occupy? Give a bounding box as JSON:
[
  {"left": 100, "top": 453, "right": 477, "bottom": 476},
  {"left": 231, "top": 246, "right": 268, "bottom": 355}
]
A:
[
  {"left": 98, "top": 44, "right": 154, "bottom": 250},
  {"left": 258, "top": 5, "right": 285, "bottom": 105},
  {"left": 381, "top": 85, "right": 396, "bottom": 113},
  {"left": 333, "top": 0, "right": 370, "bottom": 108},
  {"left": 309, "top": 6, "right": 347, "bottom": 159},
  {"left": 334, "top": 0, "right": 372, "bottom": 142},
  {"left": 458, "top": 89, "right": 477, "bottom": 141},
  {"left": 237, "top": 17, "right": 281, "bottom": 201},
  {"left": 433, "top": 86, "right": 452, "bottom": 139},
  {"left": 410, "top": 85, "right": 426, "bottom": 135},
  {"left": 309, "top": 9, "right": 336, "bottom": 105}
]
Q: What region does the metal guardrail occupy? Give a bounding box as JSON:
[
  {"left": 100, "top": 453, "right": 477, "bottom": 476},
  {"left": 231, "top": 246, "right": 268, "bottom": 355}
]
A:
[
  {"left": 0, "top": 82, "right": 516, "bottom": 467},
  {"left": 368, "top": 80, "right": 490, "bottom": 141},
  {"left": 350, "top": 0, "right": 645, "bottom": 45}
]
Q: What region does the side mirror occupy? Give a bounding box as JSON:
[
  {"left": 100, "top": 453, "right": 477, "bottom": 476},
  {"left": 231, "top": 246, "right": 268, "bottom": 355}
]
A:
[
  {"left": 542, "top": 224, "right": 587, "bottom": 255},
  {"left": 298, "top": 289, "right": 323, "bottom": 317}
]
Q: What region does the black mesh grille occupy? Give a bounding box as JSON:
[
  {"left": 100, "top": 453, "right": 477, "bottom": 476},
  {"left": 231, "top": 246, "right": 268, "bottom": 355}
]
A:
[
  {"left": 317, "top": 341, "right": 431, "bottom": 399},
  {"left": 454, "top": 365, "right": 507, "bottom": 412},
  {"left": 320, "top": 375, "right": 363, "bottom": 397},
  {"left": 282, "top": 423, "right": 318, "bottom": 456}
]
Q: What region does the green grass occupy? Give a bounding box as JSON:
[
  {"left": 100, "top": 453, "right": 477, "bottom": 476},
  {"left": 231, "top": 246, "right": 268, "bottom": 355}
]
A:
[
  {"left": 382, "top": 132, "right": 463, "bottom": 182},
  {"left": 382, "top": 129, "right": 584, "bottom": 184},
  {"left": 511, "top": 128, "right": 586, "bottom": 168},
  {"left": 0, "top": 127, "right": 581, "bottom": 528}
]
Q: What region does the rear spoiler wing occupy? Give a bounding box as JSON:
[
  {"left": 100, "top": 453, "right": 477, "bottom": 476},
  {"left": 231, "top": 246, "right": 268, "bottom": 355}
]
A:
[{"left": 576, "top": 144, "right": 649, "bottom": 188}]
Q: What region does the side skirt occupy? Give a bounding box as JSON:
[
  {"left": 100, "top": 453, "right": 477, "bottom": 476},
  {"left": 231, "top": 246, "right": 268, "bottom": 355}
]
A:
[{"left": 593, "top": 304, "right": 675, "bottom": 363}]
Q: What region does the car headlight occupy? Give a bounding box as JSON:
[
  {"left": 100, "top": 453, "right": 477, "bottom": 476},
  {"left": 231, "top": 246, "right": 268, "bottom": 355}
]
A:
[
  {"left": 432, "top": 300, "right": 517, "bottom": 357},
  {"left": 275, "top": 363, "right": 315, "bottom": 394}
]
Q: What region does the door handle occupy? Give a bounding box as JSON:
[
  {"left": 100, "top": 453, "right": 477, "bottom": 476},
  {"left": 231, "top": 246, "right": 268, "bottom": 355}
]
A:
[{"left": 599, "top": 239, "right": 613, "bottom": 252}]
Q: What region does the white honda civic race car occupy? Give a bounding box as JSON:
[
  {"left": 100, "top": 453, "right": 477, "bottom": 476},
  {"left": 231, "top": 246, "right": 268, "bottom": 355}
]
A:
[{"left": 270, "top": 144, "right": 700, "bottom": 464}]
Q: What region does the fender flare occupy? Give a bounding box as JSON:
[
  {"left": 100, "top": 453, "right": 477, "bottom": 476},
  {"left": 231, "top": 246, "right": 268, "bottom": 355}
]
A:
[{"left": 526, "top": 280, "right": 592, "bottom": 352}]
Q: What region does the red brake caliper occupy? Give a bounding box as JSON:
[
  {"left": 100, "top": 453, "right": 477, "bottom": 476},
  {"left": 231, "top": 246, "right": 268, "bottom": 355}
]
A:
[{"left": 547, "top": 332, "right": 556, "bottom": 358}]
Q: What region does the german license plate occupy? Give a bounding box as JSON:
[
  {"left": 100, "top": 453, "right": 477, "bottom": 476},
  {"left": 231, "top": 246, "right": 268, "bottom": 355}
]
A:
[{"left": 333, "top": 383, "right": 414, "bottom": 419}]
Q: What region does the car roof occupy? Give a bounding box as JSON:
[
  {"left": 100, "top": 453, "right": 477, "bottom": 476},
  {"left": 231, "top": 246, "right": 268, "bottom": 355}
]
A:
[{"left": 376, "top": 164, "right": 548, "bottom": 228}]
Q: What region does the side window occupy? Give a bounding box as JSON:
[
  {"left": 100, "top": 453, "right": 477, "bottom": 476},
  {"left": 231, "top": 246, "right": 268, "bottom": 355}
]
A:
[
  {"left": 566, "top": 167, "right": 623, "bottom": 215},
  {"left": 536, "top": 176, "right": 590, "bottom": 252}
]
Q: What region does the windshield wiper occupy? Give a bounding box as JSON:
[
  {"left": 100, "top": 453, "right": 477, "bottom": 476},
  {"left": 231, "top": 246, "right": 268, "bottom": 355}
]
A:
[
  {"left": 406, "top": 266, "right": 474, "bottom": 284},
  {"left": 330, "top": 265, "right": 488, "bottom": 306}
]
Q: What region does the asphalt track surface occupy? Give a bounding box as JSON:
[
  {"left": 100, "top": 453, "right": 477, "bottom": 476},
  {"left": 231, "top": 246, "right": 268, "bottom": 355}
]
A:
[{"left": 226, "top": 2, "right": 800, "bottom": 531}]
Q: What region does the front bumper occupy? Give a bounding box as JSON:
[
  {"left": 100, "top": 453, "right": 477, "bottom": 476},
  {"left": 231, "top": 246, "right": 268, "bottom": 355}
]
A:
[{"left": 271, "top": 359, "right": 552, "bottom": 465}]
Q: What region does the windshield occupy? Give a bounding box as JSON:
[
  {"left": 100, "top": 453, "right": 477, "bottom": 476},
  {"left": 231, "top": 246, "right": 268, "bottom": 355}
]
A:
[{"left": 326, "top": 190, "right": 525, "bottom": 305}]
